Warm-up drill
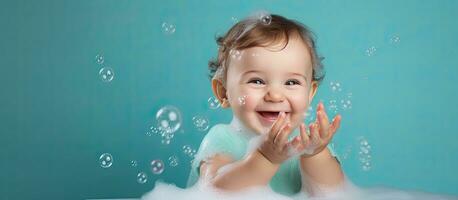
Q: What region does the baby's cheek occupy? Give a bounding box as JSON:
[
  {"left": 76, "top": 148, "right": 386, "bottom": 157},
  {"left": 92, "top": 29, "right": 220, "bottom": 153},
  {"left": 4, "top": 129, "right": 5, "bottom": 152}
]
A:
[
  {"left": 291, "top": 95, "right": 309, "bottom": 110},
  {"left": 234, "top": 94, "right": 258, "bottom": 110},
  {"left": 290, "top": 95, "right": 310, "bottom": 120}
]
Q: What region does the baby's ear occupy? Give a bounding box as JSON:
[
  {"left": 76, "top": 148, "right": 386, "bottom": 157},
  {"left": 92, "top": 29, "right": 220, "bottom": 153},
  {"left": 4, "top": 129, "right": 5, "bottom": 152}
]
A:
[
  {"left": 211, "top": 78, "right": 230, "bottom": 108},
  {"left": 308, "top": 81, "right": 318, "bottom": 102}
]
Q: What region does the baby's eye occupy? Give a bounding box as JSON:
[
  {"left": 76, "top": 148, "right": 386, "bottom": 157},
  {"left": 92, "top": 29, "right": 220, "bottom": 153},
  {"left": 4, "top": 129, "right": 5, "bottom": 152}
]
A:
[
  {"left": 248, "top": 78, "right": 265, "bottom": 85},
  {"left": 285, "top": 79, "right": 301, "bottom": 86}
]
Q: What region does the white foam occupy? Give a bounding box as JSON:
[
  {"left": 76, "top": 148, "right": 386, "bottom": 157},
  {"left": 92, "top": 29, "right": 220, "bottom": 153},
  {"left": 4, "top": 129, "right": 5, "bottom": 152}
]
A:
[{"left": 141, "top": 177, "right": 458, "bottom": 200}]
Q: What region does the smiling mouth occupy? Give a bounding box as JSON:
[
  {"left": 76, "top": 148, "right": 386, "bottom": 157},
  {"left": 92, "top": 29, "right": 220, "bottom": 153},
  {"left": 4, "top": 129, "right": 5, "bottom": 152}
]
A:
[{"left": 257, "top": 111, "right": 289, "bottom": 122}]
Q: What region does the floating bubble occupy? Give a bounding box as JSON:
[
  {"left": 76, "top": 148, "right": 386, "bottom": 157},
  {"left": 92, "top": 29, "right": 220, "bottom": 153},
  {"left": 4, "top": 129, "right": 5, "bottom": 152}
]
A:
[
  {"left": 238, "top": 95, "right": 247, "bottom": 105},
  {"left": 151, "top": 159, "right": 165, "bottom": 174},
  {"left": 358, "top": 137, "right": 372, "bottom": 172},
  {"left": 231, "top": 16, "right": 239, "bottom": 24},
  {"left": 303, "top": 106, "right": 315, "bottom": 124},
  {"left": 329, "top": 99, "right": 338, "bottom": 114},
  {"left": 168, "top": 156, "right": 179, "bottom": 167},
  {"left": 303, "top": 107, "right": 310, "bottom": 118},
  {"left": 207, "top": 96, "right": 221, "bottom": 109},
  {"left": 156, "top": 105, "right": 182, "bottom": 134},
  {"left": 99, "top": 67, "right": 114, "bottom": 82},
  {"left": 192, "top": 115, "right": 210, "bottom": 132},
  {"left": 390, "top": 35, "right": 401, "bottom": 44},
  {"left": 146, "top": 126, "right": 160, "bottom": 136},
  {"left": 342, "top": 145, "right": 353, "bottom": 160},
  {"left": 362, "top": 162, "right": 372, "bottom": 171},
  {"left": 160, "top": 131, "right": 175, "bottom": 139},
  {"left": 183, "top": 145, "right": 191, "bottom": 154},
  {"left": 341, "top": 99, "right": 352, "bottom": 110},
  {"left": 161, "top": 22, "right": 176, "bottom": 35},
  {"left": 161, "top": 138, "right": 171, "bottom": 145},
  {"left": 328, "top": 82, "right": 353, "bottom": 113},
  {"left": 365, "top": 46, "right": 377, "bottom": 56},
  {"left": 131, "top": 160, "right": 138, "bottom": 167},
  {"left": 99, "top": 153, "right": 113, "bottom": 168},
  {"left": 330, "top": 81, "right": 342, "bottom": 92},
  {"left": 259, "top": 13, "right": 272, "bottom": 25},
  {"left": 229, "top": 49, "right": 242, "bottom": 60},
  {"left": 137, "top": 172, "right": 148, "bottom": 184},
  {"left": 182, "top": 145, "right": 197, "bottom": 158},
  {"left": 95, "top": 54, "right": 104, "bottom": 65}
]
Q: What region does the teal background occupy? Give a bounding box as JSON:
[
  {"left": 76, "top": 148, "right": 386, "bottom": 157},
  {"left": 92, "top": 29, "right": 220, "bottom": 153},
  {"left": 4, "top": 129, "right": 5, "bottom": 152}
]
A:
[{"left": 1, "top": 0, "right": 457, "bottom": 199}]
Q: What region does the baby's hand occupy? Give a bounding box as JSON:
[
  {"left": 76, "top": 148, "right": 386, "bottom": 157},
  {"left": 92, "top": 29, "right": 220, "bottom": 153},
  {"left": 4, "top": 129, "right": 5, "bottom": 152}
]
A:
[
  {"left": 292, "top": 102, "right": 342, "bottom": 158},
  {"left": 257, "top": 112, "right": 297, "bottom": 164}
]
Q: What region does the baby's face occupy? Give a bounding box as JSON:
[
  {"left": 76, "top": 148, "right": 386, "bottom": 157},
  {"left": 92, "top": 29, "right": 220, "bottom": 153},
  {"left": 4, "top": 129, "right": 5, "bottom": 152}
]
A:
[{"left": 225, "top": 36, "right": 317, "bottom": 134}]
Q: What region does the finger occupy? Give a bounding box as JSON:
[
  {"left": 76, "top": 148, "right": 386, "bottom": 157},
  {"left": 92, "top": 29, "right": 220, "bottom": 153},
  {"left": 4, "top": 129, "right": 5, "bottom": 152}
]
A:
[
  {"left": 287, "top": 125, "right": 306, "bottom": 151},
  {"left": 310, "top": 123, "right": 321, "bottom": 145},
  {"left": 317, "top": 101, "right": 324, "bottom": 112},
  {"left": 276, "top": 122, "right": 293, "bottom": 148},
  {"left": 321, "top": 103, "right": 330, "bottom": 122},
  {"left": 327, "top": 115, "right": 342, "bottom": 140},
  {"left": 272, "top": 121, "right": 287, "bottom": 145},
  {"left": 269, "top": 112, "right": 286, "bottom": 141},
  {"left": 289, "top": 135, "right": 302, "bottom": 149},
  {"left": 299, "top": 123, "right": 310, "bottom": 147},
  {"left": 317, "top": 110, "right": 330, "bottom": 138}
]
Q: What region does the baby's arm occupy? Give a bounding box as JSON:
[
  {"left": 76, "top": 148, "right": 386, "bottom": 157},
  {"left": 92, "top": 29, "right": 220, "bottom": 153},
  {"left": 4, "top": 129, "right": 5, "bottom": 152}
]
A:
[
  {"left": 199, "top": 150, "right": 279, "bottom": 190},
  {"left": 300, "top": 147, "right": 344, "bottom": 195}
]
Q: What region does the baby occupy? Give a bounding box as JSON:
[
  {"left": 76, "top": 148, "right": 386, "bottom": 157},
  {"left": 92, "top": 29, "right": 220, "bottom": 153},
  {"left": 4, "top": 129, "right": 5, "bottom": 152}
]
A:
[{"left": 187, "top": 13, "right": 344, "bottom": 197}]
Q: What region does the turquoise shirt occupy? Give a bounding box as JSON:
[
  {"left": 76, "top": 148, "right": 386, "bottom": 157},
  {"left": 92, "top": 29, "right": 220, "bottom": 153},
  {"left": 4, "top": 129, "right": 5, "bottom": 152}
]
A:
[{"left": 187, "top": 123, "right": 338, "bottom": 196}]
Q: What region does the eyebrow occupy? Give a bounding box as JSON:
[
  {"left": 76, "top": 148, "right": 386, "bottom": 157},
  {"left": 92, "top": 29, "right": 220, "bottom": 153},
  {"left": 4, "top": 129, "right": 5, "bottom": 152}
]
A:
[
  {"left": 287, "top": 72, "right": 308, "bottom": 82},
  {"left": 242, "top": 70, "right": 262, "bottom": 77},
  {"left": 242, "top": 70, "right": 308, "bottom": 82}
]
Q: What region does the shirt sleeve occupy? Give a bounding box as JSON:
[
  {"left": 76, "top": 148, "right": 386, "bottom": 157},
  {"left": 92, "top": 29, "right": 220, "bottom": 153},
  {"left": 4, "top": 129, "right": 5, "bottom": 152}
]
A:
[{"left": 186, "top": 124, "right": 238, "bottom": 187}]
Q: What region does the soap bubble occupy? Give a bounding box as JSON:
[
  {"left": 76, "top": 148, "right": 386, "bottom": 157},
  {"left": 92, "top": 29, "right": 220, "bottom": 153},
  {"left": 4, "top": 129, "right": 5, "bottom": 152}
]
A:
[
  {"left": 137, "top": 172, "right": 148, "bottom": 184},
  {"left": 329, "top": 99, "right": 338, "bottom": 114},
  {"left": 99, "top": 153, "right": 113, "bottom": 168},
  {"left": 390, "top": 35, "right": 401, "bottom": 44},
  {"left": 151, "top": 159, "right": 165, "bottom": 174},
  {"left": 358, "top": 137, "right": 373, "bottom": 172},
  {"left": 183, "top": 145, "right": 197, "bottom": 158},
  {"left": 328, "top": 82, "right": 353, "bottom": 113},
  {"left": 156, "top": 105, "right": 182, "bottom": 134},
  {"left": 231, "top": 16, "right": 239, "bottom": 24},
  {"left": 259, "top": 13, "right": 272, "bottom": 25},
  {"left": 131, "top": 160, "right": 138, "bottom": 167},
  {"left": 95, "top": 54, "right": 104, "bottom": 65},
  {"left": 168, "top": 156, "right": 179, "bottom": 167},
  {"left": 342, "top": 145, "right": 353, "bottom": 160},
  {"left": 161, "top": 22, "right": 176, "bottom": 35},
  {"left": 99, "top": 67, "right": 114, "bottom": 82},
  {"left": 330, "top": 81, "right": 342, "bottom": 92},
  {"left": 229, "top": 49, "right": 242, "bottom": 60},
  {"left": 207, "top": 96, "right": 221, "bottom": 109},
  {"left": 365, "top": 46, "right": 377, "bottom": 56},
  {"left": 192, "top": 115, "right": 210, "bottom": 132},
  {"left": 161, "top": 138, "right": 171, "bottom": 145},
  {"left": 238, "top": 95, "right": 247, "bottom": 105},
  {"left": 146, "top": 126, "right": 160, "bottom": 136}
]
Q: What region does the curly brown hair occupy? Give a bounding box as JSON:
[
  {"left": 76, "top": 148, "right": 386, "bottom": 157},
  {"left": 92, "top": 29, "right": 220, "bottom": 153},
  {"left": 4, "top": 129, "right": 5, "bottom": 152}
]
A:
[{"left": 208, "top": 13, "right": 325, "bottom": 86}]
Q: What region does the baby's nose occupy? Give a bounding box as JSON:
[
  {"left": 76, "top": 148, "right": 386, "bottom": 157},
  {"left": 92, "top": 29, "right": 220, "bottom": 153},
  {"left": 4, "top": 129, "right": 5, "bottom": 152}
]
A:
[{"left": 264, "top": 88, "right": 285, "bottom": 102}]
